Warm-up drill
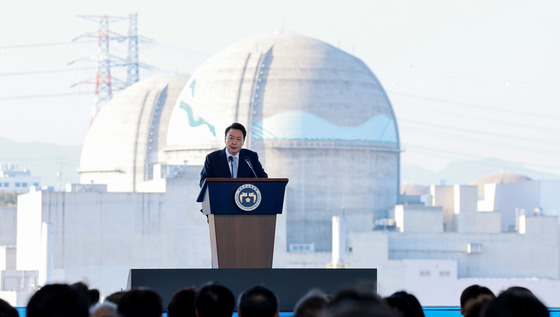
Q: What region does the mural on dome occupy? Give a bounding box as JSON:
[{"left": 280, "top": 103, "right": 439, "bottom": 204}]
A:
[
  {"left": 168, "top": 66, "right": 398, "bottom": 145},
  {"left": 179, "top": 101, "right": 215, "bottom": 137},
  {"left": 168, "top": 74, "right": 397, "bottom": 144},
  {"left": 167, "top": 77, "right": 222, "bottom": 146},
  {"left": 253, "top": 111, "right": 397, "bottom": 143},
  {"left": 177, "top": 79, "right": 215, "bottom": 136}
]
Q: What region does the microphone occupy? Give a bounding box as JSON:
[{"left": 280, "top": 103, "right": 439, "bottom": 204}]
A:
[{"left": 245, "top": 157, "right": 258, "bottom": 178}]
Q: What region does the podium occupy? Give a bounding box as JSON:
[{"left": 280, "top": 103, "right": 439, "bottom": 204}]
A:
[{"left": 197, "top": 178, "right": 288, "bottom": 268}]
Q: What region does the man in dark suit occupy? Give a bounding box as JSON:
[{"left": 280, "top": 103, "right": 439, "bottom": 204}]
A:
[{"left": 200, "top": 122, "right": 268, "bottom": 187}]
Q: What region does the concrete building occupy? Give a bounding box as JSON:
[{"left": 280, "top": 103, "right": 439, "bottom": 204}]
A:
[
  {"left": 0, "top": 164, "right": 40, "bottom": 193},
  {"left": 0, "top": 205, "right": 36, "bottom": 304},
  {"left": 3, "top": 34, "right": 560, "bottom": 307},
  {"left": 16, "top": 181, "right": 208, "bottom": 297},
  {"left": 350, "top": 183, "right": 559, "bottom": 305},
  {"left": 474, "top": 173, "right": 560, "bottom": 232}
]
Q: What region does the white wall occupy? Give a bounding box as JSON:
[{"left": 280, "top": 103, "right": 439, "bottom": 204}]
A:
[
  {"left": 541, "top": 180, "right": 560, "bottom": 216},
  {"left": 16, "top": 191, "right": 43, "bottom": 271},
  {"left": 402, "top": 259, "right": 457, "bottom": 305},
  {"left": 0, "top": 206, "right": 17, "bottom": 245},
  {"left": 387, "top": 230, "right": 558, "bottom": 279},
  {"left": 15, "top": 176, "right": 212, "bottom": 297},
  {"left": 456, "top": 211, "right": 501, "bottom": 233},
  {"left": 453, "top": 185, "right": 478, "bottom": 214},
  {"left": 400, "top": 274, "right": 560, "bottom": 307},
  {"left": 430, "top": 185, "right": 455, "bottom": 232},
  {"left": 493, "top": 181, "right": 541, "bottom": 232},
  {"left": 391, "top": 205, "right": 443, "bottom": 233}
]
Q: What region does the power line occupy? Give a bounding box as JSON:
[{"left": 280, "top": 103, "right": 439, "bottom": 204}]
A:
[
  {"left": 366, "top": 57, "right": 560, "bottom": 91},
  {"left": 0, "top": 41, "right": 91, "bottom": 49},
  {"left": 0, "top": 160, "right": 80, "bottom": 166},
  {"left": 397, "top": 109, "right": 559, "bottom": 139},
  {"left": 400, "top": 119, "right": 560, "bottom": 149},
  {"left": 401, "top": 124, "right": 560, "bottom": 159},
  {"left": 0, "top": 92, "right": 90, "bottom": 100},
  {"left": 148, "top": 41, "right": 212, "bottom": 60},
  {"left": 0, "top": 67, "right": 96, "bottom": 77},
  {"left": 389, "top": 90, "right": 560, "bottom": 120},
  {"left": 403, "top": 144, "right": 560, "bottom": 174}
]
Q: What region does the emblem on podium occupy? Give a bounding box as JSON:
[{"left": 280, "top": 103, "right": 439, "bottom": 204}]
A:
[{"left": 234, "top": 184, "right": 262, "bottom": 211}]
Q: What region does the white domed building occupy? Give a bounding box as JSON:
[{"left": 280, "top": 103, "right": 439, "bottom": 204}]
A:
[
  {"left": 165, "top": 34, "right": 400, "bottom": 251},
  {"left": 79, "top": 74, "right": 190, "bottom": 191}
]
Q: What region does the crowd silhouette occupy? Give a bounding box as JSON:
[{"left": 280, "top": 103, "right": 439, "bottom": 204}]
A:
[{"left": 0, "top": 281, "right": 552, "bottom": 317}]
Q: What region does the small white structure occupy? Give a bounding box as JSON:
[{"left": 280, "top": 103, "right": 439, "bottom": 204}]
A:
[
  {"left": 0, "top": 206, "right": 37, "bottom": 306},
  {"left": 475, "top": 173, "right": 560, "bottom": 231},
  {"left": 0, "top": 164, "right": 40, "bottom": 193}
]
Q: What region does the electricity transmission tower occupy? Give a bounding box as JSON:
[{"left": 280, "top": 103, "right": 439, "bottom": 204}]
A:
[{"left": 70, "top": 13, "right": 145, "bottom": 121}]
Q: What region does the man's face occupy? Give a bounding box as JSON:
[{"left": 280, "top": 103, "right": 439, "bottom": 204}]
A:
[{"left": 225, "top": 128, "right": 245, "bottom": 156}]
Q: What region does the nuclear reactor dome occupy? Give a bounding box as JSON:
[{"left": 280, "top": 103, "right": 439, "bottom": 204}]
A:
[
  {"left": 165, "top": 34, "right": 400, "bottom": 251},
  {"left": 401, "top": 183, "right": 428, "bottom": 196},
  {"left": 79, "top": 74, "right": 189, "bottom": 191},
  {"left": 166, "top": 34, "right": 398, "bottom": 157},
  {"left": 471, "top": 172, "right": 531, "bottom": 186}
]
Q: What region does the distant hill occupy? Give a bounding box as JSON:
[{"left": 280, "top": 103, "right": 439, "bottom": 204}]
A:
[
  {"left": 402, "top": 159, "right": 560, "bottom": 186},
  {"left": 0, "top": 137, "right": 81, "bottom": 190}
]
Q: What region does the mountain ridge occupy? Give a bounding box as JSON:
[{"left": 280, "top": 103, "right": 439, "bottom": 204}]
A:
[
  {"left": 0, "top": 137, "right": 81, "bottom": 189},
  {"left": 402, "top": 159, "right": 560, "bottom": 186}
]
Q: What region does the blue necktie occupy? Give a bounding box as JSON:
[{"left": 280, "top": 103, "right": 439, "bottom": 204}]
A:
[{"left": 229, "top": 156, "right": 237, "bottom": 178}]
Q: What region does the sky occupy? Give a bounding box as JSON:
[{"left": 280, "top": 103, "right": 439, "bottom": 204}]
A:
[{"left": 1, "top": 0, "right": 559, "bottom": 180}]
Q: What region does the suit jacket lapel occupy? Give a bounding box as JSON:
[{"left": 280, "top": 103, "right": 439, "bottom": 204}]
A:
[{"left": 222, "top": 148, "right": 234, "bottom": 178}]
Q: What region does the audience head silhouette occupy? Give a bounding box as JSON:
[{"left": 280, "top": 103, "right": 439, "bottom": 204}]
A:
[
  {"left": 238, "top": 285, "right": 279, "bottom": 317},
  {"left": 463, "top": 294, "right": 494, "bottom": 317},
  {"left": 293, "top": 289, "right": 329, "bottom": 317},
  {"left": 323, "top": 289, "right": 396, "bottom": 317},
  {"left": 26, "top": 283, "right": 89, "bottom": 317},
  {"left": 385, "top": 291, "right": 425, "bottom": 317},
  {"left": 71, "top": 281, "right": 100, "bottom": 308},
  {"left": 90, "top": 301, "right": 119, "bottom": 317},
  {"left": 117, "top": 288, "right": 163, "bottom": 317},
  {"left": 460, "top": 285, "right": 495, "bottom": 316},
  {"left": 105, "top": 291, "right": 126, "bottom": 305},
  {"left": 0, "top": 298, "right": 19, "bottom": 317},
  {"left": 195, "top": 283, "right": 235, "bottom": 317},
  {"left": 481, "top": 287, "right": 549, "bottom": 317},
  {"left": 168, "top": 287, "right": 197, "bottom": 317},
  {"left": 14, "top": 280, "right": 557, "bottom": 317}
]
